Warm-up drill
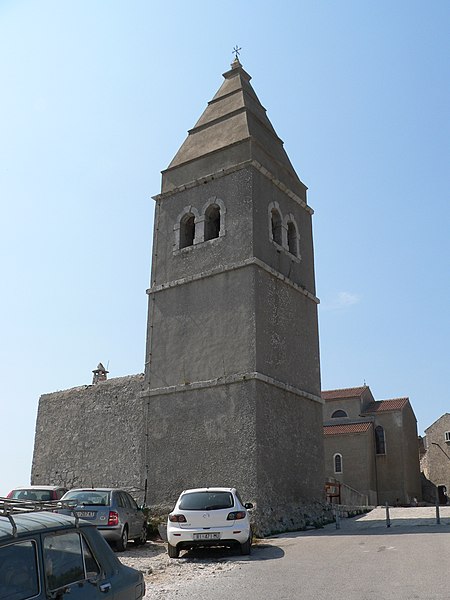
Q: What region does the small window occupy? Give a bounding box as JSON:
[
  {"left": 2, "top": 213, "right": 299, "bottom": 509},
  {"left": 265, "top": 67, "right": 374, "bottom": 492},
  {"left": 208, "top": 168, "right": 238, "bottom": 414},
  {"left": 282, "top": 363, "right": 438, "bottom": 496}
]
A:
[
  {"left": 331, "top": 410, "right": 348, "bottom": 418},
  {"left": 271, "top": 209, "right": 282, "bottom": 245},
  {"left": 0, "top": 540, "right": 39, "bottom": 599},
  {"left": 445, "top": 431, "right": 450, "bottom": 443},
  {"left": 375, "top": 425, "right": 386, "bottom": 455},
  {"left": 180, "top": 213, "right": 195, "bottom": 249},
  {"left": 204, "top": 204, "right": 220, "bottom": 241},
  {"left": 334, "top": 453, "right": 343, "bottom": 474},
  {"left": 287, "top": 221, "right": 297, "bottom": 256}
]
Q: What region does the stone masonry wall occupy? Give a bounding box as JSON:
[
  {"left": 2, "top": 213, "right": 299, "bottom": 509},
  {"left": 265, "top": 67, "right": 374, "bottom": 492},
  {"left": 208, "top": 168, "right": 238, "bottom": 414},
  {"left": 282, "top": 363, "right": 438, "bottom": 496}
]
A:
[{"left": 31, "top": 374, "right": 147, "bottom": 499}]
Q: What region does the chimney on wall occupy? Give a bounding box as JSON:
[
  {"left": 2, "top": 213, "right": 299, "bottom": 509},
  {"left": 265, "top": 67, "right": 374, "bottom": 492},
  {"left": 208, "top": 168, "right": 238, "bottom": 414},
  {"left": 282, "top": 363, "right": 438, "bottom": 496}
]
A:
[{"left": 92, "top": 363, "right": 108, "bottom": 384}]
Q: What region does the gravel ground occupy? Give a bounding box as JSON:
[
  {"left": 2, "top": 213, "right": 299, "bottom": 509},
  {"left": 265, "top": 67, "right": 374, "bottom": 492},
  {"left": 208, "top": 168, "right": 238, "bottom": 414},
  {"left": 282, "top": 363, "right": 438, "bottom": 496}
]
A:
[{"left": 118, "top": 539, "right": 246, "bottom": 598}]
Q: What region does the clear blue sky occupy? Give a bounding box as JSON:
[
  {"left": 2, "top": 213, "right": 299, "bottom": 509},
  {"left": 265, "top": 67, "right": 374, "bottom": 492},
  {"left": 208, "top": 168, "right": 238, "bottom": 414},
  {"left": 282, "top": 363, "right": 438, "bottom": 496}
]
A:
[{"left": 1, "top": 0, "right": 448, "bottom": 496}]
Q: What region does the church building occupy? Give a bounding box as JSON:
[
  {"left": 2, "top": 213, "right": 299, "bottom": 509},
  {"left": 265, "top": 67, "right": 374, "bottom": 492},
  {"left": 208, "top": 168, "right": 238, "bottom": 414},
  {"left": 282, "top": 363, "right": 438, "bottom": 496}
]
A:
[
  {"left": 32, "top": 58, "right": 327, "bottom": 534},
  {"left": 323, "top": 386, "right": 422, "bottom": 505}
]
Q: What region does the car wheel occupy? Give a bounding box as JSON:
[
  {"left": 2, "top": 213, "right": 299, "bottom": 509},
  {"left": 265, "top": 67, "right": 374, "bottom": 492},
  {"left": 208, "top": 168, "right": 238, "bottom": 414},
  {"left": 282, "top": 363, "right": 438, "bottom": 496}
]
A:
[
  {"left": 240, "top": 533, "right": 252, "bottom": 555},
  {"left": 167, "top": 542, "right": 180, "bottom": 558},
  {"left": 134, "top": 522, "right": 148, "bottom": 546},
  {"left": 116, "top": 526, "right": 128, "bottom": 552}
]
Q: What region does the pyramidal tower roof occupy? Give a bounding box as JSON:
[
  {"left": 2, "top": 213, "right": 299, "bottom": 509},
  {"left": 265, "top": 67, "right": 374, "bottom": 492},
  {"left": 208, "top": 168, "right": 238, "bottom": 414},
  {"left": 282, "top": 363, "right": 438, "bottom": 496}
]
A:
[{"left": 161, "top": 59, "right": 306, "bottom": 198}]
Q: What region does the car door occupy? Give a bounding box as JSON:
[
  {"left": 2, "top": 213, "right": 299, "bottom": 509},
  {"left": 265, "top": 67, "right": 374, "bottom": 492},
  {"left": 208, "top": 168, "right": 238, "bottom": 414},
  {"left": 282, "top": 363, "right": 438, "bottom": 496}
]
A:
[{"left": 42, "top": 530, "right": 108, "bottom": 599}]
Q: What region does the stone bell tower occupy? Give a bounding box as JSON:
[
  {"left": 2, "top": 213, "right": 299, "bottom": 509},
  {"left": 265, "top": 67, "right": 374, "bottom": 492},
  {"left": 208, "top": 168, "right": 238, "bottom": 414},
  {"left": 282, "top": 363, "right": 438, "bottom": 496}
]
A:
[{"left": 142, "top": 58, "right": 325, "bottom": 533}]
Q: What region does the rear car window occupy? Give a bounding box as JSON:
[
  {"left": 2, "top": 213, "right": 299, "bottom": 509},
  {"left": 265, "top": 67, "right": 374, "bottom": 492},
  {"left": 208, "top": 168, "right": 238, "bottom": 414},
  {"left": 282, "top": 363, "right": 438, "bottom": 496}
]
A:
[
  {"left": 11, "top": 489, "right": 53, "bottom": 501},
  {"left": 0, "top": 539, "right": 39, "bottom": 599},
  {"left": 179, "top": 491, "right": 234, "bottom": 510},
  {"left": 63, "top": 491, "right": 110, "bottom": 506}
]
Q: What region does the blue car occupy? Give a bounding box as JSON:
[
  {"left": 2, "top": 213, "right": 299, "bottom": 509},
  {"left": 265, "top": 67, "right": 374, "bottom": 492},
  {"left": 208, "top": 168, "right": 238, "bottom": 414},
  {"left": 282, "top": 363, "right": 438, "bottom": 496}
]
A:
[{"left": 0, "top": 498, "right": 145, "bottom": 599}]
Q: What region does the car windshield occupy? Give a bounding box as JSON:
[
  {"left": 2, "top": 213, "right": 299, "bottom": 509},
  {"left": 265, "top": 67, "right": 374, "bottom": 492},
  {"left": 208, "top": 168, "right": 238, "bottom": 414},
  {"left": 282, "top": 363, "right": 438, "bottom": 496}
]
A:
[
  {"left": 11, "top": 489, "right": 53, "bottom": 501},
  {"left": 63, "top": 491, "right": 110, "bottom": 506},
  {"left": 179, "top": 491, "right": 234, "bottom": 510}
]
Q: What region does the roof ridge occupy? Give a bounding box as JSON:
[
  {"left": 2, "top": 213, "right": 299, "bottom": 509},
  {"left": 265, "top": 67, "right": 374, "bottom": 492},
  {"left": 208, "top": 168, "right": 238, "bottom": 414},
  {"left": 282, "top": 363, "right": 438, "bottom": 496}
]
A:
[{"left": 322, "top": 385, "right": 367, "bottom": 393}]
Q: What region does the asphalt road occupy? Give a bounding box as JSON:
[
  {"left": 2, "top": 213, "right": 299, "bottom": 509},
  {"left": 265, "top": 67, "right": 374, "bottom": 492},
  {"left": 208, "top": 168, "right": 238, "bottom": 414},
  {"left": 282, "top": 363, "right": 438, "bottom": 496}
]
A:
[{"left": 148, "top": 507, "right": 450, "bottom": 600}]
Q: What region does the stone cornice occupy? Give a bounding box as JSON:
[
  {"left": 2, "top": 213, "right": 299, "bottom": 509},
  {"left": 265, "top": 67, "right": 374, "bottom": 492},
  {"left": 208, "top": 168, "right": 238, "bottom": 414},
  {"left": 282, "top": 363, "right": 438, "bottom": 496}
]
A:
[
  {"left": 146, "top": 256, "right": 320, "bottom": 304},
  {"left": 139, "top": 371, "right": 323, "bottom": 404},
  {"left": 153, "top": 159, "right": 314, "bottom": 215}
]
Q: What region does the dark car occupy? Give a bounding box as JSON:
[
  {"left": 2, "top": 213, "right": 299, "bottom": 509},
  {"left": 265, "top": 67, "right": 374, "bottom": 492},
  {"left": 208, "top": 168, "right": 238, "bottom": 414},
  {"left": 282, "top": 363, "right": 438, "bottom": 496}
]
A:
[
  {"left": 7, "top": 485, "right": 68, "bottom": 501},
  {"left": 0, "top": 497, "right": 145, "bottom": 599},
  {"left": 59, "top": 488, "right": 147, "bottom": 551}
]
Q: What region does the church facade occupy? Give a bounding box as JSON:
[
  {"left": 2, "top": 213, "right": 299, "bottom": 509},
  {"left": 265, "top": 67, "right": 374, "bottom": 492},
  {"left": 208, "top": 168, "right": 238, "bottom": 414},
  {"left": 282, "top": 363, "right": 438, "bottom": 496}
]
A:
[
  {"left": 323, "top": 386, "right": 422, "bottom": 505},
  {"left": 31, "top": 59, "right": 327, "bottom": 534}
]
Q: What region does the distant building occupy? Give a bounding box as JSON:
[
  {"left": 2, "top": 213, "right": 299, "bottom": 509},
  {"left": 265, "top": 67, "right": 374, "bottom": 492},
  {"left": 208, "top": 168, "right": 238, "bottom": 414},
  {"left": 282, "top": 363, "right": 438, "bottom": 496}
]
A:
[
  {"left": 420, "top": 414, "right": 450, "bottom": 504},
  {"left": 323, "top": 386, "right": 422, "bottom": 505}
]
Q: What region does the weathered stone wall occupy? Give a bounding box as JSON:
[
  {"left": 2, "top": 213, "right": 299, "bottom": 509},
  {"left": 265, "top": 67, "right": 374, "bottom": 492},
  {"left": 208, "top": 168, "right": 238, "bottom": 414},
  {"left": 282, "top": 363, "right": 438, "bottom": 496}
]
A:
[
  {"left": 143, "top": 379, "right": 257, "bottom": 513},
  {"left": 422, "top": 414, "right": 450, "bottom": 499},
  {"left": 141, "top": 376, "right": 326, "bottom": 535},
  {"left": 31, "top": 375, "right": 147, "bottom": 498}
]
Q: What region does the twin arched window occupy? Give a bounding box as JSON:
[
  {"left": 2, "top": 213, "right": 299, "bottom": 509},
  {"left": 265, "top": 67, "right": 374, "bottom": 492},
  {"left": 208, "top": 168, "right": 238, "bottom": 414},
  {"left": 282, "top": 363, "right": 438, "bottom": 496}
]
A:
[
  {"left": 271, "top": 208, "right": 282, "bottom": 245},
  {"left": 204, "top": 204, "right": 221, "bottom": 241},
  {"left": 268, "top": 202, "right": 300, "bottom": 258},
  {"left": 179, "top": 213, "right": 196, "bottom": 249},
  {"left": 176, "top": 199, "right": 225, "bottom": 251},
  {"left": 287, "top": 222, "right": 297, "bottom": 255}
]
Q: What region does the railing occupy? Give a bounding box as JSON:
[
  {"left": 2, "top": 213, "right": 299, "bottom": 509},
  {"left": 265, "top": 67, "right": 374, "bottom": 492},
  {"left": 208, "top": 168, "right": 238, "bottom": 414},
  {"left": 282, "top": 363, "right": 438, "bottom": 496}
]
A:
[
  {"left": 0, "top": 497, "right": 80, "bottom": 537},
  {"left": 325, "top": 479, "right": 369, "bottom": 506}
]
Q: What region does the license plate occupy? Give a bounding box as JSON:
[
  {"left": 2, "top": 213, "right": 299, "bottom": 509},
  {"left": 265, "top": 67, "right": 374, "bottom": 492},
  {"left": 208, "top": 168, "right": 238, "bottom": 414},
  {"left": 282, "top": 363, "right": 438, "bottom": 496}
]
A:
[
  {"left": 193, "top": 533, "right": 220, "bottom": 541},
  {"left": 75, "top": 511, "right": 96, "bottom": 518}
]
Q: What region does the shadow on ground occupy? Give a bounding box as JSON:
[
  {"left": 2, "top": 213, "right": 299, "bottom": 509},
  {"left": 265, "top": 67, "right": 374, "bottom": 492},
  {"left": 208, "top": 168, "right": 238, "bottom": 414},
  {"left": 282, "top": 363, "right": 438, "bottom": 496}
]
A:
[{"left": 177, "top": 542, "right": 285, "bottom": 562}]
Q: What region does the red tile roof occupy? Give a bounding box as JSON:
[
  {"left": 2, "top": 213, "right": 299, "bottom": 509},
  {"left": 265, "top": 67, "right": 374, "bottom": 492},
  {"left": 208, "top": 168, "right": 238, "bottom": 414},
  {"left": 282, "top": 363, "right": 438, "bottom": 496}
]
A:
[
  {"left": 324, "top": 422, "right": 372, "bottom": 435},
  {"left": 322, "top": 386, "right": 368, "bottom": 400},
  {"left": 364, "top": 398, "right": 409, "bottom": 413}
]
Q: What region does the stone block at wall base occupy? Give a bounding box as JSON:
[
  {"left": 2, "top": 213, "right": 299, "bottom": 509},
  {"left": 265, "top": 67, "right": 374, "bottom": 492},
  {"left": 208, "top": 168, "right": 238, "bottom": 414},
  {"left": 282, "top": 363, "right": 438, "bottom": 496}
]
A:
[{"left": 246, "top": 502, "right": 334, "bottom": 537}]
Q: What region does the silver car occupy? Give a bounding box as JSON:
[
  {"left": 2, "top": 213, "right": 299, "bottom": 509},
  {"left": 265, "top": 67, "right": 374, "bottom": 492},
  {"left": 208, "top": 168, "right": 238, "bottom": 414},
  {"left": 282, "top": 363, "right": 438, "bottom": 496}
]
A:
[{"left": 59, "top": 488, "right": 147, "bottom": 551}]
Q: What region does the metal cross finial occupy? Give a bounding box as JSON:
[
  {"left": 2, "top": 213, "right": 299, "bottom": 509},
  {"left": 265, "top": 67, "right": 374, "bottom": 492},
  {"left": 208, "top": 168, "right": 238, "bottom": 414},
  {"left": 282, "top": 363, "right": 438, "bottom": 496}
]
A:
[{"left": 232, "top": 45, "right": 242, "bottom": 60}]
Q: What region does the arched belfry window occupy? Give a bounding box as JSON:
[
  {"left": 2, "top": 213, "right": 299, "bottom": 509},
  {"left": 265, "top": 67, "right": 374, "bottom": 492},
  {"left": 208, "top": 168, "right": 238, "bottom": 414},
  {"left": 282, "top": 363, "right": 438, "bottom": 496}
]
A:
[
  {"left": 271, "top": 208, "right": 282, "bottom": 245},
  {"left": 204, "top": 204, "right": 220, "bottom": 241},
  {"left": 375, "top": 426, "right": 386, "bottom": 455},
  {"left": 287, "top": 221, "right": 297, "bottom": 256},
  {"left": 331, "top": 410, "right": 348, "bottom": 418},
  {"left": 180, "top": 213, "right": 195, "bottom": 249},
  {"left": 334, "top": 453, "right": 343, "bottom": 474}
]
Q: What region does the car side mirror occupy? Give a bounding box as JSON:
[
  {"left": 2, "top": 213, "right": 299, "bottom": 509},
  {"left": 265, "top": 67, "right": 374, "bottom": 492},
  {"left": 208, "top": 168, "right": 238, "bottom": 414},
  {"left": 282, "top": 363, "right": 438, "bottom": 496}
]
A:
[{"left": 244, "top": 502, "right": 253, "bottom": 510}]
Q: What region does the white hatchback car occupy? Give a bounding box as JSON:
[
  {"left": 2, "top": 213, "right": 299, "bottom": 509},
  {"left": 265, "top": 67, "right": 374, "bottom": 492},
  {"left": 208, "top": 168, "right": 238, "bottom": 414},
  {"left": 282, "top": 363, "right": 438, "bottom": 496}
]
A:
[{"left": 167, "top": 487, "right": 253, "bottom": 558}]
